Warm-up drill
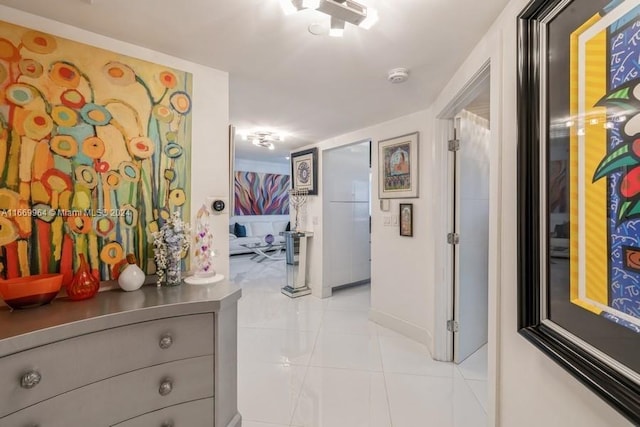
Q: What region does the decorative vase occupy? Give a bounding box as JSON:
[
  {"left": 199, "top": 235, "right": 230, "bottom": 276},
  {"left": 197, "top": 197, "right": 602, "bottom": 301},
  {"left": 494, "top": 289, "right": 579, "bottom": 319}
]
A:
[
  {"left": 153, "top": 211, "right": 190, "bottom": 287},
  {"left": 118, "top": 254, "right": 145, "bottom": 292},
  {"left": 66, "top": 254, "right": 100, "bottom": 301},
  {"left": 159, "top": 259, "right": 182, "bottom": 287}
]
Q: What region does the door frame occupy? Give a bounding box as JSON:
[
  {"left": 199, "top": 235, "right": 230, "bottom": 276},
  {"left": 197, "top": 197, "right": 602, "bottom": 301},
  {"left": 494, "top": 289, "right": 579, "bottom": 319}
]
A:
[
  {"left": 435, "top": 61, "right": 490, "bottom": 362},
  {"left": 432, "top": 55, "right": 502, "bottom": 426}
]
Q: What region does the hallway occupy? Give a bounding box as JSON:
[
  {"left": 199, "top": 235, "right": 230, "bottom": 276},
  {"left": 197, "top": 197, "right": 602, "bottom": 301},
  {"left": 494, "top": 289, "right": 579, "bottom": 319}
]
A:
[{"left": 230, "top": 255, "right": 487, "bottom": 427}]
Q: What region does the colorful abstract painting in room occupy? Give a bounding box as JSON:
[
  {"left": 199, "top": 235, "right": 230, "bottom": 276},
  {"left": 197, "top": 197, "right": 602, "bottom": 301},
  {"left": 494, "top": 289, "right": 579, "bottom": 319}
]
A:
[
  {"left": 570, "top": 1, "right": 640, "bottom": 333},
  {"left": 234, "top": 171, "right": 289, "bottom": 215},
  {"left": 0, "top": 20, "right": 192, "bottom": 284}
]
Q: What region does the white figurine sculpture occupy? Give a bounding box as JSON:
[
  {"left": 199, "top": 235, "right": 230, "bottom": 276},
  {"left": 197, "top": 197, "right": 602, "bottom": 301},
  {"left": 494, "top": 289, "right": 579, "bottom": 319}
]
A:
[{"left": 184, "top": 203, "right": 224, "bottom": 285}]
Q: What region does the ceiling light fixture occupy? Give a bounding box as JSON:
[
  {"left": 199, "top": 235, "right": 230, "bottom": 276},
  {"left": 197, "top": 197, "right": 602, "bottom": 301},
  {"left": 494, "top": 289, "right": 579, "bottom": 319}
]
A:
[
  {"left": 246, "top": 131, "right": 283, "bottom": 150},
  {"left": 281, "top": 0, "right": 378, "bottom": 36}
]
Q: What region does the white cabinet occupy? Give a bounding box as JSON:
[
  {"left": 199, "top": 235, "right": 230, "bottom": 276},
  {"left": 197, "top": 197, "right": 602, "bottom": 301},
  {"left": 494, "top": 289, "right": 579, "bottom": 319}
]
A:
[{"left": 0, "top": 283, "right": 242, "bottom": 427}]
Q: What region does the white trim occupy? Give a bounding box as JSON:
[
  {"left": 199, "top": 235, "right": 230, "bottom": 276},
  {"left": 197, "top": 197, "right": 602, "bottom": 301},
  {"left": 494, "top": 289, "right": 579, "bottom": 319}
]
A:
[
  {"left": 578, "top": 20, "right": 587, "bottom": 303},
  {"left": 437, "top": 61, "right": 491, "bottom": 120},
  {"left": 225, "top": 413, "right": 242, "bottom": 427},
  {"left": 486, "top": 31, "right": 503, "bottom": 427},
  {"left": 369, "top": 308, "right": 434, "bottom": 353},
  {"left": 434, "top": 61, "right": 492, "bottom": 364},
  {"left": 433, "top": 117, "right": 456, "bottom": 362}
]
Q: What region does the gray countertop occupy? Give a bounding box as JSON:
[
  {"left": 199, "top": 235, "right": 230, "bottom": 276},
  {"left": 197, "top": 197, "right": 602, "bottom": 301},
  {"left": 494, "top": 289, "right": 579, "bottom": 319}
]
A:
[{"left": 0, "top": 281, "right": 241, "bottom": 357}]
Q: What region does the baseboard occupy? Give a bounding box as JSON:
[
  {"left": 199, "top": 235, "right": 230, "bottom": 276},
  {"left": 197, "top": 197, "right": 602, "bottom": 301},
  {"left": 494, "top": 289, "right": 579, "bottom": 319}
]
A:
[
  {"left": 369, "top": 308, "right": 434, "bottom": 354},
  {"left": 331, "top": 279, "right": 371, "bottom": 291},
  {"left": 225, "top": 413, "right": 242, "bottom": 427}
]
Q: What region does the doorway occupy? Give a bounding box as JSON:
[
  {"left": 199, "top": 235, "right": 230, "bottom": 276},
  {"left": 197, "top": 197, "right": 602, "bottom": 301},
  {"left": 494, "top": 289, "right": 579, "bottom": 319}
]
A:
[
  {"left": 322, "top": 140, "right": 372, "bottom": 296},
  {"left": 438, "top": 64, "right": 491, "bottom": 365}
]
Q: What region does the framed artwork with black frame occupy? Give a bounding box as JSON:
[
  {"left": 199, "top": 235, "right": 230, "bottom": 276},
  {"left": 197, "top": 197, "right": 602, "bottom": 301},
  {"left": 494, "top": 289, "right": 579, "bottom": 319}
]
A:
[
  {"left": 518, "top": 0, "right": 640, "bottom": 422},
  {"left": 291, "top": 147, "right": 318, "bottom": 195},
  {"left": 399, "top": 203, "right": 413, "bottom": 237}
]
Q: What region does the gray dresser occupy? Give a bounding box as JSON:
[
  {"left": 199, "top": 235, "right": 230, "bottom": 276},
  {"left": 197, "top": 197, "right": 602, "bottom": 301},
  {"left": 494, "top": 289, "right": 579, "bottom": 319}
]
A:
[{"left": 0, "top": 282, "right": 242, "bottom": 427}]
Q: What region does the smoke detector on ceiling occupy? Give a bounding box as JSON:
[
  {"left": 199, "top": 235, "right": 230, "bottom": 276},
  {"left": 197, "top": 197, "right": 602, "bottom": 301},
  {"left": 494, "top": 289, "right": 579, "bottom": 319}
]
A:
[{"left": 387, "top": 68, "right": 410, "bottom": 84}]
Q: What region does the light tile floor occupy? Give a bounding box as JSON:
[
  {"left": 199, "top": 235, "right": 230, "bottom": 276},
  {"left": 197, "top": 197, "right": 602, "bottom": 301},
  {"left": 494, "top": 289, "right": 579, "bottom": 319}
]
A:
[{"left": 230, "top": 255, "right": 488, "bottom": 427}]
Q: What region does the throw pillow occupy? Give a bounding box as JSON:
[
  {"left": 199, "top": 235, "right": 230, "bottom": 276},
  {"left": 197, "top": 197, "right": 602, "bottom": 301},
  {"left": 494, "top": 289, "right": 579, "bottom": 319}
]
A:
[
  {"left": 229, "top": 224, "right": 235, "bottom": 235},
  {"left": 286, "top": 221, "right": 290, "bottom": 231},
  {"left": 234, "top": 222, "right": 247, "bottom": 238}
]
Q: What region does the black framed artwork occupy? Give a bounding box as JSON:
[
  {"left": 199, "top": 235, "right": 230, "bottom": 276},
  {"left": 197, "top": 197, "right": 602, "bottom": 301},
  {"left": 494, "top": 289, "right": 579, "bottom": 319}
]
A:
[
  {"left": 290, "top": 147, "right": 318, "bottom": 195},
  {"left": 517, "top": 0, "right": 640, "bottom": 422}
]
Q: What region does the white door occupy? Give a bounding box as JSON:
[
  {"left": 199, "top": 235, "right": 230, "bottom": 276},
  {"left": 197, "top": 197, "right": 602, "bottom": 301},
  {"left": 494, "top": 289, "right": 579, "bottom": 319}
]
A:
[{"left": 453, "top": 112, "right": 490, "bottom": 364}]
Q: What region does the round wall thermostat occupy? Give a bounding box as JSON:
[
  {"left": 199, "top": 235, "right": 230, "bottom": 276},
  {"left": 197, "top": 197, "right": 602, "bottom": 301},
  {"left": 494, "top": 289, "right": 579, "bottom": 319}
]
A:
[{"left": 211, "top": 199, "right": 225, "bottom": 212}]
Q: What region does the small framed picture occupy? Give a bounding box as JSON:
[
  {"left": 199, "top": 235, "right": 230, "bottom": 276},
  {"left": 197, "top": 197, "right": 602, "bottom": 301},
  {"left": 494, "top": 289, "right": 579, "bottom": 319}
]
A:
[
  {"left": 291, "top": 147, "right": 318, "bottom": 195},
  {"left": 378, "top": 132, "right": 419, "bottom": 199},
  {"left": 399, "top": 203, "right": 413, "bottom": 237}
]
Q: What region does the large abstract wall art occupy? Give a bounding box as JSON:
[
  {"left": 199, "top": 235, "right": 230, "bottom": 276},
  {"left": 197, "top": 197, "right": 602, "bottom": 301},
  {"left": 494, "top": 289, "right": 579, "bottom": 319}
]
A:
[
  {"left": 234, "top": 171, "right": 290, "bottom": 215},
  {"left": 570, "top": 3, "right": 640, "bottom": 333},
  {"left": 0, "top": 20, "right": 192, "bottom": 284}
]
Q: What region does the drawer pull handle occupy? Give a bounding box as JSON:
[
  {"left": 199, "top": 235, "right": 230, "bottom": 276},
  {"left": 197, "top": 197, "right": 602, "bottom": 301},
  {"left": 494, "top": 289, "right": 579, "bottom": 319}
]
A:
[
  {"left": 159, "top": 379, "right": 173, "bottom": 396},
  {"left": 159, "top": 334, "right": 173, "bottom": 350},
  {"left": 161, "top": 423, "right": 174, "bottom": 427},
  {"left": 20, "top": 371, "right": 42, "bottom": 389}
]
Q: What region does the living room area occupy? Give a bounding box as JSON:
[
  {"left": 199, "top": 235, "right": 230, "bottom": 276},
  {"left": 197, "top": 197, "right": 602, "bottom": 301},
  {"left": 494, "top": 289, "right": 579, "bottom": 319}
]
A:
[{"left": 229, "top": 153, "right": 291, "bottom": 260}]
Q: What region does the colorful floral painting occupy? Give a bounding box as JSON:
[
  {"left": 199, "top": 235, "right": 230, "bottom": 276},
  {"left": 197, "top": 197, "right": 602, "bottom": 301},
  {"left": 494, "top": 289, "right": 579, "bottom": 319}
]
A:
[
  {"left": 234, "top": 171, "right": 290, "bottom": 215},
  {"left": 570, "top": 3, "right": 640, "bottom": 333},
  {"left": 0, "top": 20, "right": 192, "bottom": 284}
]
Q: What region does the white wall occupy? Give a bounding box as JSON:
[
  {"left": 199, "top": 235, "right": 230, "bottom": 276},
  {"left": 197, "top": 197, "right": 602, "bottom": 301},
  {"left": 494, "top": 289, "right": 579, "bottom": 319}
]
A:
[
  {"left": 431, "top": 0, "right": 633, "bottom": 425},
  {"left": 301, "top": 109, "right": 436, "bottom": 348},
  {"left": 235, "top": 158, "right": 289, "bottom": 175},
  {"left": 0, "top": 6, "right": 231, "bottom": 279}
]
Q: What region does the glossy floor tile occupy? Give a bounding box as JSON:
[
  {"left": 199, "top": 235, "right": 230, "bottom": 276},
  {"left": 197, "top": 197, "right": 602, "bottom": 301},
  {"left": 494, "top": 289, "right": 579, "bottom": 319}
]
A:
[
  {"left": 385, "top": 372, "right": 486, "bottom": 427},
  {"left": 291, "top": 367, "right": 391, "bottom": 427},
  {"left": 309, "top": 331, "right": 383, "bottom": 371},
  {"left": 378, "top": 333, "right": 455, "bottom": 378},
  {"left": 231, "top": 254, "right": 489, "bottom": 427},
  {"left": 238, "top": 361, "right": 307, "bottom": 425},
  {"left": 457, "top": 344, "right": 488, "bottom": 381}
]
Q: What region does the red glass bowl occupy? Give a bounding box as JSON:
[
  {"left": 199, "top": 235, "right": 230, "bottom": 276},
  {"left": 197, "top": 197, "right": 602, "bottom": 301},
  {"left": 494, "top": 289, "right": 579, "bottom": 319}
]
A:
[{"left": 0, "top": 273, "right": 64, "bottom": 310}]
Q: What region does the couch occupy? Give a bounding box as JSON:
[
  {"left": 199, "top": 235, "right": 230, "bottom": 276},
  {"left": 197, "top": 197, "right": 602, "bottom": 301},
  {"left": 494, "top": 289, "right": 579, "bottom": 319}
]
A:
[{"left": 229, "top": 215, "right": 290, "bottom": 255}]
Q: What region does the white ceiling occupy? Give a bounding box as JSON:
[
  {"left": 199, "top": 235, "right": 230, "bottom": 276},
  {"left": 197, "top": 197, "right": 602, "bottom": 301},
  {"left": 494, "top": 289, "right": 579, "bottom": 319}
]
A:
[{"left": 0, "top": 0, "right": 509, "bottom": 162}]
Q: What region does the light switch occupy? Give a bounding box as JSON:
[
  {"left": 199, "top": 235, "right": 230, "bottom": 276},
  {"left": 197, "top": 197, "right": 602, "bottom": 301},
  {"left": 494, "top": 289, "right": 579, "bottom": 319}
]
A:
[
  {"left": 383, "top": 216, "right": 391, "bottom": 225},
  {"left": 392, "top": 215, "right": 398, "bottom": 225}
]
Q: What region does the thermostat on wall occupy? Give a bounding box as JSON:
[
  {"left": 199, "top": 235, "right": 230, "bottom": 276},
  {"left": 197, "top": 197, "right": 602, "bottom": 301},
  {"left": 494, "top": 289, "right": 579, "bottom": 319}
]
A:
[{"left": 211, "top": 199, "right": 225, "bottom": 213}]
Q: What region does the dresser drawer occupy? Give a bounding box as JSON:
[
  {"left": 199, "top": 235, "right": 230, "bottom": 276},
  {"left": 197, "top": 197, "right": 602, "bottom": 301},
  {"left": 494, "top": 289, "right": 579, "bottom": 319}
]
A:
[
  {"left": 0, "top": 314, "right": 213, "bottom": 418},
  {"left": 111, "top": 398, "right": 214, "bottom": 427},
  {"left": 0, "top": 355, "right": 214, "bottom": 427}
]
